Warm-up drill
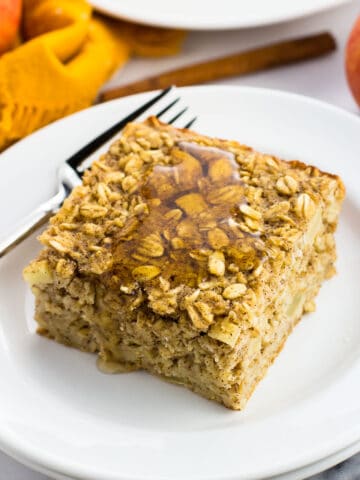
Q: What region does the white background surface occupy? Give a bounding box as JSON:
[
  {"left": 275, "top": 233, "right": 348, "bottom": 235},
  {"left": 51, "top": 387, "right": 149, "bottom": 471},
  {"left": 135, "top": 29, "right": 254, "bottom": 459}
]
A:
[{"left": 1, "top": 1, "right": 359, "bottom": 478}]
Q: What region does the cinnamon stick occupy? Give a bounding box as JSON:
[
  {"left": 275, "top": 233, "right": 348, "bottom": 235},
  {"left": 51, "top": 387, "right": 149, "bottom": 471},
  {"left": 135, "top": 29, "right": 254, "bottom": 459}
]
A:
[{"left": 100, "top": 32, "right": 336, "bottom": 102}]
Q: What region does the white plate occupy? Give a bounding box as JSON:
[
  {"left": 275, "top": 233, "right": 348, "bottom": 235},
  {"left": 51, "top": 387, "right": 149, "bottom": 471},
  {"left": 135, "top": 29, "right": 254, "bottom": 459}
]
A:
[
  {"left": 89, "top": 0, "right": 352, "bottom": 30},
  {"left": 8, "top": 438, "right": 360, "bottom": 480},
  {"left": 0, "top": 86, "right": 359, "bottom": 480}
]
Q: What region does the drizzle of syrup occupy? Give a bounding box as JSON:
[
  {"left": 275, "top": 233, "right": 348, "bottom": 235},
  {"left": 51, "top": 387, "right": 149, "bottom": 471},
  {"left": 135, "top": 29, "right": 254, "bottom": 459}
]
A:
[{"left": 111, "top": 142, "right": 264, "bottom": 287}]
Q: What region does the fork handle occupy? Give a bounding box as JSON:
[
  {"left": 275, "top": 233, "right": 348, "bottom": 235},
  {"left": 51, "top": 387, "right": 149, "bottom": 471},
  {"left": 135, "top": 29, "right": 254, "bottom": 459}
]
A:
[{"left": 0, "top": 187, "right": 66, "bottom": 258}]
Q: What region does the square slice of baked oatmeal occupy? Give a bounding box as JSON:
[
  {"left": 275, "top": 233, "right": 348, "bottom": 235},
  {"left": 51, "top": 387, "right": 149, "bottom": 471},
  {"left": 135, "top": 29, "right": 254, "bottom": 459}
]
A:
[{"left": 24, "top": 117, "right": 345, "bottom": 409}]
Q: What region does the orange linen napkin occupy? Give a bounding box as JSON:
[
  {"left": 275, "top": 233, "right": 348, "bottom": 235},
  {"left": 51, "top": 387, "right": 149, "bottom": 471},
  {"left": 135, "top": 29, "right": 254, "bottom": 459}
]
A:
[{"left": 0, "top": 0, "right": 186, "bottom": 151}]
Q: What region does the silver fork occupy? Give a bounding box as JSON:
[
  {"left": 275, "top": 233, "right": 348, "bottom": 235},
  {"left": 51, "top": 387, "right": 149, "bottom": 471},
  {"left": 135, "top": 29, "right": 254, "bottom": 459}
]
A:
[{"left": 0, "top": 87, "right": 197, "bottom": 258}]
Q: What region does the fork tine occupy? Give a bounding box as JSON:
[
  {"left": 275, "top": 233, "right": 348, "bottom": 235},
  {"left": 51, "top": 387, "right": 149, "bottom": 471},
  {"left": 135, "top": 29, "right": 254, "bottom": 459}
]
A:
[
  {"left": 183, "top": 117, "right": 197, "bottom": 129},
  {"left": 66, "top": 86, "right": 174, "bottom": 170},
  {"left": 167, "top": 107, "right": 189, "bottom": 125},
  {"left": 155, "top": 98, "right": 180, "bottom": 118}
]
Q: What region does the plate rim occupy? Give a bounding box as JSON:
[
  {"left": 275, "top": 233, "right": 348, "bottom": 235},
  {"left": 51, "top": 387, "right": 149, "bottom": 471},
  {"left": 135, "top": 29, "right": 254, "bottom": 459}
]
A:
[
  {"left": 0, "top": 85, "right": 360, "bottom": 480},
  {"left": 1, "top": 434, "right": 360, "bottom": 480},
  {"left": 88, "top": 0, "right": 352, "bottom": 30}
]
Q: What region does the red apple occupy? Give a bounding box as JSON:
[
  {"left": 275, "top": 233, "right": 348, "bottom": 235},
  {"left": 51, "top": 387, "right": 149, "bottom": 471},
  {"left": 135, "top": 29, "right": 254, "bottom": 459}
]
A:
[
  {"left": 346, "top": 16, "right": 360, "bottom": 107},
  {"left": 0, "top": 0, "right": 22, "bottom": 55}
]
